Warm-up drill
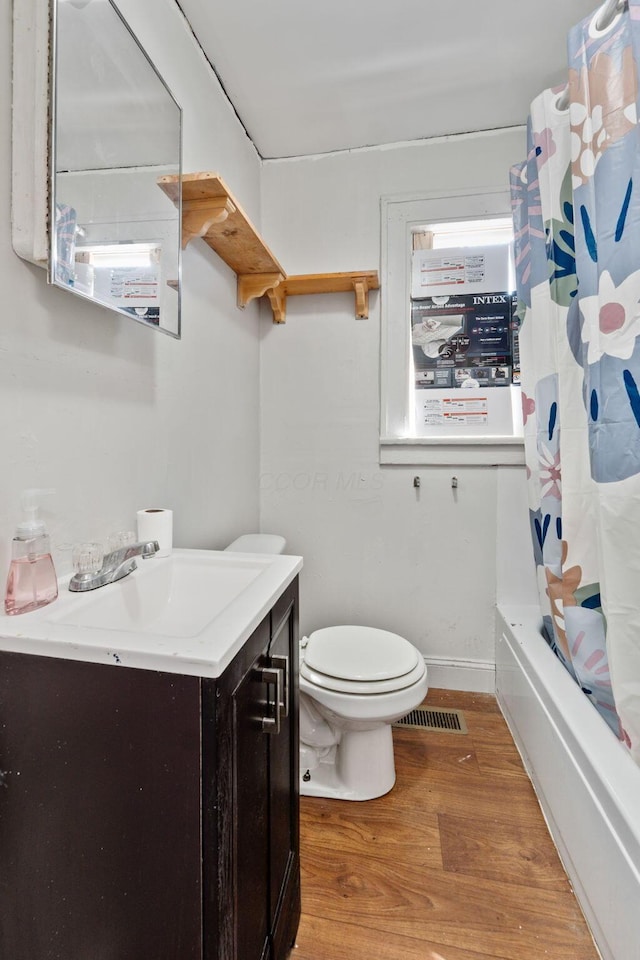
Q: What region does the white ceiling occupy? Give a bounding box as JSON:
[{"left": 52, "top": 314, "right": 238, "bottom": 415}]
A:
[{"left": 176, "top": 0, "right": 599, "bottom": 159}]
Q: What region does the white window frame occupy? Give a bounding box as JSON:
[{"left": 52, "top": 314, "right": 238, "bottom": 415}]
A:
[{"left": 380, "top": 187, "right": 525, "bottom": 466}]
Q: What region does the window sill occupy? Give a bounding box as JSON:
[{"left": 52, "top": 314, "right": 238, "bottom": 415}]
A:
[{"left": 380, "top": 436, "right": 525, "bottom": 466}]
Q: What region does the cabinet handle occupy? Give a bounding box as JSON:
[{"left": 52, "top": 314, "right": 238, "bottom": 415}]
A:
[
  {"left": 271, "top": 655, "right": 289, "bottom": 718},
  {"left": 259, "top": 666, "right": 283, "bottom": 734}
]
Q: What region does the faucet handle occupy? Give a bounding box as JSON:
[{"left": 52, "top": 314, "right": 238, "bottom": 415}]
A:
[
  {"left": 106, "top": 530, "right": 136, "bottom": 553},
  {"left": 72, "top": 542, "right": 104, "bottom": 575}
]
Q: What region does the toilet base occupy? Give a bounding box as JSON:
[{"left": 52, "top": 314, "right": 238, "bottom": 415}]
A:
[{"left": 300, "top": 724, "right": 396, "bottom": 801}]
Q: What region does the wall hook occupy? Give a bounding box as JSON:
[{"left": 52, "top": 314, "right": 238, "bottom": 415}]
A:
[
  {"left": 413, "top": 476, "right": 421, "bottom": 489},
  {"left": 451, "top": 476, "right": 458, "bottom": 488}
]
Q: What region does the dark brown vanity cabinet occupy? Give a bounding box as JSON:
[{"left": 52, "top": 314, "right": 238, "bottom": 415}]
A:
[
  {"left": 208, "top": 581, "right": 300, "bottom": 960},
  {"left": 0, "top": 579, "right": 300, "bottom": 960}
]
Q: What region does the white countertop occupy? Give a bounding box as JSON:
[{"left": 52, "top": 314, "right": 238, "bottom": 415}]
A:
[{"left": 0, "top": 548, "right": 303, "bottom": 678}]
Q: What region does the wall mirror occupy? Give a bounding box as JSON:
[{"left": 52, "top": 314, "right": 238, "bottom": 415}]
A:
[{"left": 51, "top": 0, "right": 182, "bottom": 338}]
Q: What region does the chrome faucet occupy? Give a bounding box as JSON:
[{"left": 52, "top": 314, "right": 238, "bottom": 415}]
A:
[{"left": 69, "top": 540, "right": 160, "bottom": 592}]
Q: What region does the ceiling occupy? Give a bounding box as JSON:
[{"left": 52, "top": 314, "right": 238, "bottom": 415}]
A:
[{"left": 176, "top": 0, "right": 599, "bottom": 160}]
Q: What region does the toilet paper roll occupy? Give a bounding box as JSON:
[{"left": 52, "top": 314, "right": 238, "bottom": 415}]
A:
[{"left": 136, "top": 508, "right": 173, "bottom": 558}]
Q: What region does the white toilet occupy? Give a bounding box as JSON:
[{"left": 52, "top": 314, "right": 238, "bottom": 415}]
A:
[
  {"left": 225, "top": 534, "right": 428, "bottom": 802},
  {"left": 299, "top": 625, "right": 428, "bottom": 800},
  {"left": 225, "top": 533, "right": 287, "bottom": 555}
]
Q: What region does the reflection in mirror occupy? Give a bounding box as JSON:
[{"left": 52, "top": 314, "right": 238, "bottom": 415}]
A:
[{"left": 52, "top": 0, "right": 182, "bottom": 337}]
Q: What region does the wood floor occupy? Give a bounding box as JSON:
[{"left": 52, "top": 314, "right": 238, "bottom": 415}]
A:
[{"left": 294, "top": 689, "right": 599, "bottom": 960}]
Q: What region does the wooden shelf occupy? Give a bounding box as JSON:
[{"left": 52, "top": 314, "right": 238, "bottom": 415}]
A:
[
  {"left": 249, "top": 270, "right": 380, "bottom": 323},
  {"left": 158, "top": 173, "right": 379, "bottom": 323},
  {"left": 278, "top": 271, "right": 379, "bottom": 322},
  {"left": 157, "top": 171, "right": 286, "bottom": 311}
]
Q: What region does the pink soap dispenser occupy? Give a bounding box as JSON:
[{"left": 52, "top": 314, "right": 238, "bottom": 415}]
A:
[{"left": 4, "top": 489, "right": 58, "bottom": 615}]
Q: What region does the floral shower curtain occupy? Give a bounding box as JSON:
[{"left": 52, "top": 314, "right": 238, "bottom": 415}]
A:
[{"left": 511, "top": 0, "right": 640, "bottom": 760}]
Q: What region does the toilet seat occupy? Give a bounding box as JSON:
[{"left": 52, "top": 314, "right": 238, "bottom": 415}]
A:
[
  {"left": 300, "top": 625, "right": 425, "bottom": 694},
  {"left": 300, "top": 658, "right": 426, "bottom": 694}
]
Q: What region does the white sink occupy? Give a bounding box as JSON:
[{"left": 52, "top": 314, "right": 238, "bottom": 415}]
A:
[
  {"left": 55, "top": 551, "right": 269, "bottom": 638},
  {"left": 0, "top": 549, "right": 302, "bottom": 677}
]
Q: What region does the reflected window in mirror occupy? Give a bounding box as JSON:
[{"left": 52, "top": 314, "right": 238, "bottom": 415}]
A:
[{"left": 52, "top": 0, "right": 182, "bottom": 337}]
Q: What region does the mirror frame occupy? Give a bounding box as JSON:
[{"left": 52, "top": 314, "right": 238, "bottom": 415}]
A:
[{"left": 12, "top": 0, "right": 183, "bottom": 339}]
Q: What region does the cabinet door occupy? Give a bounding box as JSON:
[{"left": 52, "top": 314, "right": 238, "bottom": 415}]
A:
[
  {"left": 0, "top": 653, "right": 202, "bottom": 960},
  {"left": 232, "top": 618, "right": 272, "bottom": 960},
  {"left": 268, "top": 591, "right": 300, "bottom": 959},
  {"left": 208, "top": 580, "right": 300, "bottom": 960}
]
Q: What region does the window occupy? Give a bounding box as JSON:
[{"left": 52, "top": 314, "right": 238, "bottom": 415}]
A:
[
  {"left": 380, "top": 189, "right": 524, "bottom": 465},
  {"left": 71, "top": 240, "right": 162, "bottom": 326}
]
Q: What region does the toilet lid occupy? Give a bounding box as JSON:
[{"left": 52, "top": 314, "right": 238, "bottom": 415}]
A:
[
  {"left": 224, "top": 534, "right": 286, "bottom": 554},
  {"left": 300, "top": 656, "right": 426, "bottom": 695},
  {"left": 303, "top": 625, "right": 420, "bottom": 684}
]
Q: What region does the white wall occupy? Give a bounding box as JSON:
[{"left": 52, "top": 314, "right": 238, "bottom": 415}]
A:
[
  {"left": 2, "top": 1, "right": 540, "bottom": 675},
  {"left": 260, "top": 129, "right": 538, "bottom": 689},
  {"left": 1, "top": 0, "right": 262, "bottom": 580}
]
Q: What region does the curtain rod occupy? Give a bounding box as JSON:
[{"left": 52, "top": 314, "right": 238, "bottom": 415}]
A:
[{"left": 556, "top": 0, "right": 626, "bottom": 110}]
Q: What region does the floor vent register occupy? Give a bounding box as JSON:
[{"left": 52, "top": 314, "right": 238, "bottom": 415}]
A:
[{"left": 393, "top": 706, "right": 467, "bottom": 734}]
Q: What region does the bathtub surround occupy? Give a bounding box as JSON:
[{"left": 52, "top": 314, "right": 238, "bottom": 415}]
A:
[{"left": 497, "top": 606, "right": 640, "bottom": 960}]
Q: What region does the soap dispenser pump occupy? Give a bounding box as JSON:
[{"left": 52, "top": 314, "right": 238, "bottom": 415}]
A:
[{"left": 4, "top": 489, "right": 59, "bottom": 615}]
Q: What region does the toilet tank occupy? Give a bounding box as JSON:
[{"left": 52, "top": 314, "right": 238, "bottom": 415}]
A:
[{"left": 224, "top": 534, "right": 286, "bottom": 554}]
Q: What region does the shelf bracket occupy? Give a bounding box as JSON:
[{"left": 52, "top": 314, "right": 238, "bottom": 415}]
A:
[
  {"left": 351, "top": 276, "right": 372, "bottom": 319},
  {"left": 181, "top": 197, "right": 237, "bottom": 249},
  {"left": 266, "top": 284, "right": 287, "bottom": 324},
  {"left": 237, "top": 272, "right": 285, "bottom": 312}
]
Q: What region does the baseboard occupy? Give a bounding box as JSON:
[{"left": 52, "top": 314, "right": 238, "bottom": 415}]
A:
[{"left": 423, "top": 655, "right": 495, "bottom": 693}]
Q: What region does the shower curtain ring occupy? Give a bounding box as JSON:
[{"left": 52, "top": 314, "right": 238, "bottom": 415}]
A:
[{"left": 595, "top": 0, "right": 626, "bottom": 32}]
